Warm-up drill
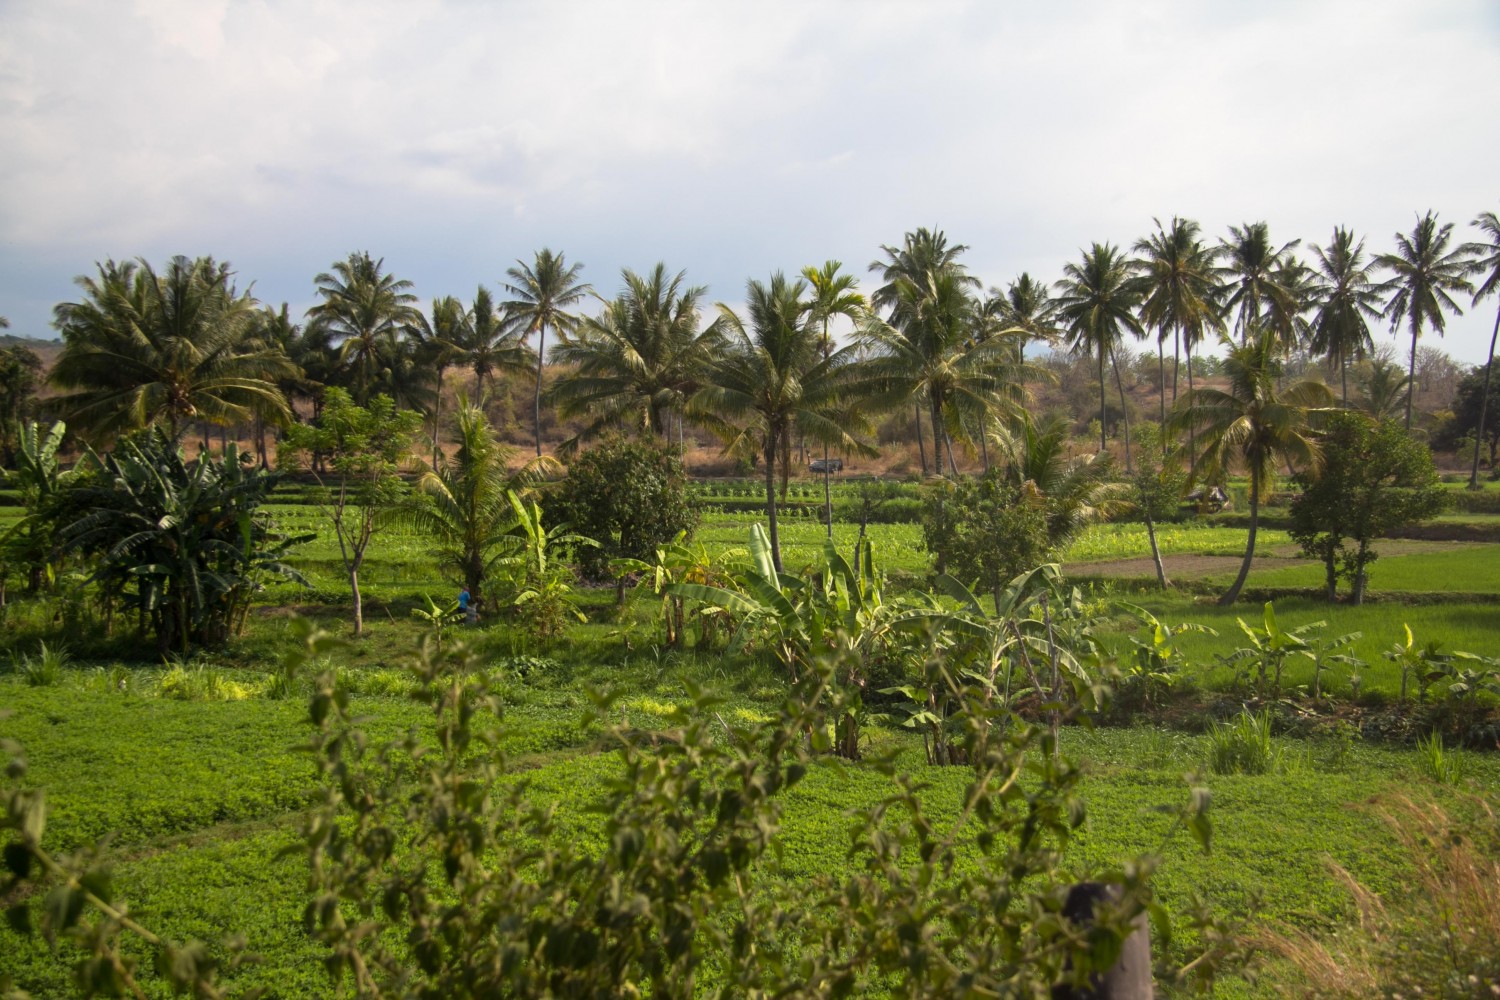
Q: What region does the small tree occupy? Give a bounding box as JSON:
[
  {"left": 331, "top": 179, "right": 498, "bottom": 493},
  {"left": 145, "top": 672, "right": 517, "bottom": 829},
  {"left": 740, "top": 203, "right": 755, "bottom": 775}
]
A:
[
  {"left": 549, "top": 436, "right": 698, "bottom": 593},
  {"left": 921, "top": 472, "right": 1052, "bottom": 614},
  {"left": 1442, "top": 363, "right": 1500, "bottom": 476},
  {"left": 280, "top": 389, "right": 423, "bottom": 636},
  {"left": 1289, "top": 411, "right": 1445, "bottom": 604}
]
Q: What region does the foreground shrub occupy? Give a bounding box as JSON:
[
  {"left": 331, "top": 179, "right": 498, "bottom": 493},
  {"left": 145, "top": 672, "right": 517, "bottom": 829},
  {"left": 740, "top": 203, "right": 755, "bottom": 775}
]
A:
[
  {"left": 1207, "top": 710, "right": 1285, "bottom": 776},
  {"left": 1, "top": 625, "right": 1241, "bottom": 998}
]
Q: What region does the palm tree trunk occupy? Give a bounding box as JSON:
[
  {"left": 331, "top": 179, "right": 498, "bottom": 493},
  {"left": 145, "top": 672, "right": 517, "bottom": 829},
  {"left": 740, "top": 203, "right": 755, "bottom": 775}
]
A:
[
  {"left": 764, "top": 431, "right": 782, "bottom": 573},
  {"left": 1110, "top": 346, "right": 1132, "bottom": 474},
  {"left": 978, "top": 415, "right": 990, "bottom": 472},
  {"left": 914, "top": 404, "right": 927, "bottom": 475},
  {"left": 1185, "top": 343, "right": 1197, "bottom": 477},
  {"left": 1144, "top": 511, "right": 1169, "bottom": 589},
  {"left": 1404, "top": 326, "right": 1419, "bottom": 431},
  {"left": 1468, "top": 305, "right": 1499, "bottom": 489},
  {"left": 1157, "top": 333, "right": 1167, "bottom": 458},
  {"left": 1340, "top": 353, "right": 1349, "bottom": 406},
  {"left": 1172, "top": 329, "right": 1181, "bottom": 403},
  {"left": 822, "top": 441, "right": 832, "bottom": 539},
  {"left": 1097, "top": 349, "right": 1107, "bottom": 453},
  {"left": 1219, "top": 471, "right": 1259, "bottom": 606},
  {"left": 431, "top": 365, "right": 445, "bottom": 470},
  {"left": 534, "top": 323, "right": 546, "bottom": 457},
  {"left": 932, "top": 397, "right": 946, "bottom": 479}
]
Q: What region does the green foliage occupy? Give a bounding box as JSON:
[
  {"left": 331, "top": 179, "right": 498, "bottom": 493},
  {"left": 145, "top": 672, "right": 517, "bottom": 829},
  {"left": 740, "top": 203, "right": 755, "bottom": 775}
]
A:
[
  {"left": 499, "top": 492, "right": 596, "bottom": 643},
  {"left": 921, "top": 471, "right": 1052, "bottom": 602},
  {"left": 552, "top": 435, "right": 698, "bottom": 581},
  {"left": 1416, "top": 731, "right": 1462, "bottom": 784},
  {"left": 1117, "top": 605, "right": 1216, "bottom": 710},
  {"left": 1383, "top": 623, "right": 1452, "bottom": 705},
  {"left": 1290, "top": 411, "right": 1446, "bottom": 602},
  {"left": 1207, "top": 710, "right": 1285, "bottom": 776},
  {"left": 8, "top": 640, "right": 69, "bottom": 687},
  {"left": 63, "top": 431, "right": 308, "bottom": 654},
  {"left": 1220, "top": 601, "right": 1328, "bottom": 699},
  {"left": 279, "top": 388, "right": 424, "bottom": 635}
]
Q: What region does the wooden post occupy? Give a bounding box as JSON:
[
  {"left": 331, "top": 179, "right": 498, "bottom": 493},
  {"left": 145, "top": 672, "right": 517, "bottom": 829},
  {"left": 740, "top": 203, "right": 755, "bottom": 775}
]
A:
[{"left": 1051, "top": 882, "right": 1153, "bottom": 1000}]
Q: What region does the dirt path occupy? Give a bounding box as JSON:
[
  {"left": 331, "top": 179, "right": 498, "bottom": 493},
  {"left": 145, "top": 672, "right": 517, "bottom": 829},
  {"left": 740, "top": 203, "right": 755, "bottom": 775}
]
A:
[{"left": 1068, "top": 539, "right": 1485, "bottom": 581}]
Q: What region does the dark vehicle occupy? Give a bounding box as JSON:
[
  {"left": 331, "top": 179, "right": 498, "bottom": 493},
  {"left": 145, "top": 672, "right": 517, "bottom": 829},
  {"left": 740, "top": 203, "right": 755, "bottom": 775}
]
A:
[{"left": 809, "top": 457, "right": 843, "bottom": 474}]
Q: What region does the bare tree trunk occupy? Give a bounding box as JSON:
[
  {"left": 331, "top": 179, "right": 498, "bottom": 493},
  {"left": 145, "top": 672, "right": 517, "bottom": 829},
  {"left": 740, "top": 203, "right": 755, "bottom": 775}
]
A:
[
  {"left": 822, "top": 441, "right": 833, "bottom": 539},
  {"left": 932, "top": 398, "right": 946, "bottom": 479},
  {"left": 431, "top": 365, "right": 445, "bottom": 470},
  {"left": 534, "top": 323, "right": 546, "bottom": 457},
  {"left": 1185, "top": 342, "right": 1197, "bottom": 477},
  {"left": 1404, "top": 327, "right": 1418, "bottom": 431},
  {"left": 350, "top": 565, "right": 364, "bottom": 638},
  {"left": 1158, "top": 334, "right": 1167, "bottom": 458},
  {"left": 1098, "top": 349, "right": 1108, "bottom": 453}
]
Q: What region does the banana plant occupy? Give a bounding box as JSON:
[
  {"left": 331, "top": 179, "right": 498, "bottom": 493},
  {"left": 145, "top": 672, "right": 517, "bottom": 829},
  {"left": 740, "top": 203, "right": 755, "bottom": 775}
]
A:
[
  {"left": 1382, "top": 624, "right": 1453, "bottom": 706},
  {"left": 1221, "top": 602, "right": 1326, "bottom": 700},
  {"left": 1303, "top": 629, "right": 1364, "bottom": 700},
  {"left": 1117, "top": 604, "right": 1218, "bottom": 708},
  {"left": 611, "top": 531, "right": 744, "bottom": 648}
]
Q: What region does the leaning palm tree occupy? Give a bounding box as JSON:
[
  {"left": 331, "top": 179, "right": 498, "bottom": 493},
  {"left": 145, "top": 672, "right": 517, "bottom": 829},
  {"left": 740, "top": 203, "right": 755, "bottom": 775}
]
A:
[
  {"left": 50, "top": 256, "right": 293, "bottom": 444},
  {"left": 1376, "top": 212, "right": 1474, "bottom": 430},
  {"left": 502, "top": 249, "right": 591, "bottom": 457},
  {"left": 1307, "top": 227, "right": 1385, "bottom": 404},
  {"left": 1462, "top": 210, "right": 1500, "bottom": 488},
  {"left": 409, "top": 400, "right": 555, "bottom": 605},
  {"left": 1218, "top": 222, "right": 1300, "bottom": 345},
  {"left": 307, "top": 252, "right": 422, "bottom": 405},
  {"left": 1169, "top": 329, "right": 1333, "bottom": 605},
  {"left": 1131, "top": 217, "right": 1222, "bottom": 435},
  {"left": 1055, "top": 243, "right": 1143, "bottom": 471},
  {"left": 693, "top": 273, "right": 869, "bottom": 572},
  {"left": 547, "top": 264, "right": 723, "bottom": 454}
]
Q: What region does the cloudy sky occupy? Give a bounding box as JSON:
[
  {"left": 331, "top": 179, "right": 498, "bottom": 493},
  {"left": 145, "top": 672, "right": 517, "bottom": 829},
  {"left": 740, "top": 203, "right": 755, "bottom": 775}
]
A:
[{"left": 2, "top": 0, "right": 1497, "bottom": 360}]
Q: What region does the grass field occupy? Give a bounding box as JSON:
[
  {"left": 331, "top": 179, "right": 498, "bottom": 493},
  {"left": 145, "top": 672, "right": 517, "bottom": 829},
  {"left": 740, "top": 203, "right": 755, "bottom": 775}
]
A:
[
  {"left": 3, "top": 480, "right": 1500, "bottom": 997},
  {"left": 4, "top": 648, "right": 1497, "bottom": 998}
]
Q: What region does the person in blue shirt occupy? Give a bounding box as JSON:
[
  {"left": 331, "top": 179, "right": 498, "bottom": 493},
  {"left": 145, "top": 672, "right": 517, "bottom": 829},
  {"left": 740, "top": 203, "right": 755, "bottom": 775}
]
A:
[{"left": 458, "top": 588, "right": 477, "bottom": 624}]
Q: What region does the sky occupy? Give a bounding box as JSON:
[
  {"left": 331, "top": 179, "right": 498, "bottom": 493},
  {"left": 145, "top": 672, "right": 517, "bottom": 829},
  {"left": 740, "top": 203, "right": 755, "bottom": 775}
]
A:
[{"left": 2, "top": 0, "right": 1498, "bottom": 361}]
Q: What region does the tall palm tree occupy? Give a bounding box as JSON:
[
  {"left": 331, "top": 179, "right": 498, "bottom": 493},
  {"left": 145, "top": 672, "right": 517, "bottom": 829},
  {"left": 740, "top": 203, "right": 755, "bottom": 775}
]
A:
[
  {"left": 547, "top": 264, "right": 722, "bottom": 454},
  {"left": 694, "top": 273, "right": 868, "bottom": 572},
  {"left": 992, "top": 412, "right": 1130, "bottom": 552},
  {"left": 408, "top": 296, "right": 469, "bottom": 468},
  {"left": 857, "top": 270, "right": 1032, "bottom": 477},
  {"left": 985, "top": 273, "right": 1060, "bottom": 364},
  {"left": 456, "top": 285, "right": 532, "bottom": 404},
  {"left": 50, "top": 256, "right": 293, "bottom": 444},
  {"left": 1169, "top": 329, "right": 1333, "bottom": 605},
  {"left": 1131, "top": 217, "right": 1221, "bottom": 441},
  {"left": 1462, "top": 210, "right": 1500, "bottom": 488},
  {"left": 803, "top": 260, "right": 866, "bottom": 534},
  {"left": 1054, "top": 243, "right": 1143, "bottom": 471},
  {"left": 1218, "top": 222, "right": 1300, "bottom": 344},
  {"left": 1376, "top": 212, "right": 1474, "bottom": 430},
  {"left": 502, "top": 249, "right": 591, "bottom": 457},
  {"left": 869, "top": 227, "right": 978, "bottom": 475},
  {"left": 1307, "top": 227, "right": 1384, "bottom": 404},
  {"left": 307, "top": 252, "right": 421, "bottom": 405}
]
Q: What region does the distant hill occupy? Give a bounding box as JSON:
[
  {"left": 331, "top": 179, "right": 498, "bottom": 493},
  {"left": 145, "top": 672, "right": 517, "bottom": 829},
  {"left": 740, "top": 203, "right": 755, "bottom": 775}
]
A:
[{"left": 0, "top": 335, "right": 62, "bottom": 369}]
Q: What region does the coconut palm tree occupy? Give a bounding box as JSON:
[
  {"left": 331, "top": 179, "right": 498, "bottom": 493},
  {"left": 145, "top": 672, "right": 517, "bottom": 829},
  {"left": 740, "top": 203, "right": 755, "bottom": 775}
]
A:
[
  {"left": 1169, "top": 329, "right": 1333, "bottom": 605},
  {"left": 1055, "top": 243, "right": 1143, "bottom": 471},
  {"left": 857, "top": 269, "right": 1032, "bottom": 477},
  {"left": 502, "top": 249, "right": 591, "bottom": 457},
  {"left": 1462, "top": 210, "right": 1500, "bottom": 488},
  {"left": 1131, "top": 217, "right": 1222, "bottom": 440},
  {"left": 992, "top": 411, "right": 1130, "bottom": 552},
  {"left": 869, "top": 228, "right": 978, "bottom": 474},
  {"left": 547, "top": 264, "right": 723, "bottom": 454},
  {"left": 455, "top": 285, "right": 532, "bottom": 405},
  {"left": 803, "top": 260, "right": 866, "bottom": 534},
  {"left": 694, "top": 273, "right": 868, "bottom": 572},
  {"left": 408, "top": 296, "right": 469, "bottom": 468},
  {"left": 1376, "top": 212, "right": 1475, "bottom": 431},
  {"left": 50, "top": 256, "right": 293, "bottom": 444},
  {"left": 1307, "top": 228, "right": 1384, "bottom": 404},
  {"left": 306, "top": 252, "right": 422, "bottom": 405},
  {"left": 1218, "top": 222, "right": 1300, "bottom": 344},
  {"left": 1353, "top": 358, "right": 1410, "bottom": 422},
  {"left": 985, "top": 273, "right": 1060, "bottom": 364}
]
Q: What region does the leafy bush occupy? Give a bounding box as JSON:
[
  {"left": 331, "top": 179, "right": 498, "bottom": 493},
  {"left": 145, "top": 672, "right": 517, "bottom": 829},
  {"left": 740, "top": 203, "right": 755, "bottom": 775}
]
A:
[
  {"left": 551, "top": 436, "right": 698, "bottom": 582},
  {"left": 1417, "top": 732, "right": 1463, "bottom": 785},
  {"left": 921, "top": 473, "right": 1052, "bottom": 607},
  {"left": 8, "top": 640, "right": 68, "bottom": 687}
]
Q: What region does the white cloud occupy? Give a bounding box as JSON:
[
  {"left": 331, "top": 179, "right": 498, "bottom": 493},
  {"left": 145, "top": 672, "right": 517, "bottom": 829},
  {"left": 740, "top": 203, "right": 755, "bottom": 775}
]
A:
[{"left": 2, "top": 0, "right": 1497, "bottom": 358}]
